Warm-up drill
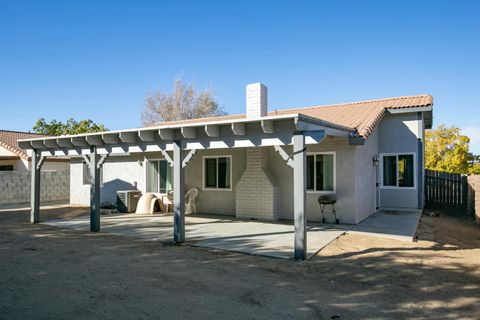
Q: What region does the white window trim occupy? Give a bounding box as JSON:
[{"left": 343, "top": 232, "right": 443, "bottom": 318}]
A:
[
  {"left": 202, "top": 155, "right": 232, "bottom": 191},
  {"left": 145, "top": 157, "right": 171, "bottom": 194},
  {"left": 306, "top": 151, "right": 336, "bottom": 194},
  {"left": 379, "top": 153, "right": 417, "bottom": 190}
]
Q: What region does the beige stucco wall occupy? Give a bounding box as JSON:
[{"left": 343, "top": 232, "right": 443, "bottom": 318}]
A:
[
  {"left": 267, "top": 137, "right": 358, "bottom": 223},
  {"left": 354, "top": 125, "right": 380, "bottom": 223},
  {"left": 378, "top": 112, "right": 422, "bottom": 209},
  {"left": 70, "top": 154, "right": 145, "bottom": 206},
  {"left": 185, "top": 148, "right": 246, "bottom": 216}
]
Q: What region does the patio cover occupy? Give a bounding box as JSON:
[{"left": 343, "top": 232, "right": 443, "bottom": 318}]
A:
[{"left": 18, "top": 113, "right": 354, "bottom": 260}]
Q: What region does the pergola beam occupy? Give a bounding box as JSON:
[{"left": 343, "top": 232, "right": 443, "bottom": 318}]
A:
[
  {"left": 71, "top": 136, "right": 89, "bottom": 147},
  {"left": 57, "top": 138, "right": 74, "bottom": 148},
  {"left": 158, "top": 128, "right": 174, "bottom": 140},
  {"left": 30, "top": 130, "right": 325, "bottom": 157},
  {"left": 261, "top": 119, "right": 275, "bottom": 134},
  {"left": 181, "top": 127, "right": 196, "bottom": 139},
  {"left": 231, "top": 122, "right": 245, "bottom": 135},
  {"left": 44, "top": 139, "right": 59, "bottom": 148},
  {"left": 102, "top": 133, "right": 121, "bottom": 144},
  {"left": 86, "top": 135, "right": 104, "bottom": 146},
  {"left": 119, "top": 131, "right": 137, "bottom": 143},
  {"left": 31, "top": 140, "right": 45, "bottom": 149},
  {"left": 205, "top": 125, "right": 220, "bottom": 137},
  {"left": 138, "top": 130, "right": 156, "bottom": 142}
]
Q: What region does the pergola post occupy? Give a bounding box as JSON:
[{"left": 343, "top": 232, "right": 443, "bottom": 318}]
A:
[
  {"left": 173, "top": 140, "right": 185, "bottom": 242},
  {"left": 293, "top": 132, "right": 307, "bottom": 260},
  {"left": 90, "top": 147, "right": 101, "bottom": 232},
  {"left": 30, "top": 149, "right": 41, "bottom": 223}
]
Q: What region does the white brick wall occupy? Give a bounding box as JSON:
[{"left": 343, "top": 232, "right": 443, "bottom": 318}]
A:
[
  {"left": 246, "top": 83, "right": 268, "bottom": 118},
  {"left": 236, "top": 148, "right": 279, "bottom": 220},
  {"left": 0, "top": 170, "right": 70, "bottom": 204}
]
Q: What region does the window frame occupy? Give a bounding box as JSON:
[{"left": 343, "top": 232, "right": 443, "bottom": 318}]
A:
[
  {"left": 202, "top": 155, "right": 232, "bottom": 191},
  {"left": 306, "top": 151, "right": 336, "bottom": 194},
  {"left": 380, "top": 153, "right": 416, "bottom": 190},
  {"left": 145, "top": 158, "right": 172, "bottom": 194}
]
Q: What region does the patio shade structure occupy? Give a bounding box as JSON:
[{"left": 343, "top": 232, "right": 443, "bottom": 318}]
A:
[{"left": 18, "top": 113, "right": 354, "bottom": 260}]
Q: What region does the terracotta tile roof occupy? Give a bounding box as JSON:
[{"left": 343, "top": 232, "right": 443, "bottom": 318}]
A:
[
  {"left": 148, "top": 94, "right": 433, "bottom": 139},
  {"left": 276, "top": 94, "right": 433, "bottom": 138},
  {"left": 0, "top": 130, "right": 46, "bottom": 160}
]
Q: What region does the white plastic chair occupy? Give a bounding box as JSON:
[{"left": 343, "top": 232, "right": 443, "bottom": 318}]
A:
[{"left": 185, "top": 188, "right": 198, "bottom": 214}]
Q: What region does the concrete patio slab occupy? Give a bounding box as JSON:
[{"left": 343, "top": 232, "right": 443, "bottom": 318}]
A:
[
  {"left": 42, "top": 213, "right": 350, "bottom": 259},
  {"left": 0, "top": 201, "right": 70, "bottom": 212},
  {"left": 348, "top": 210, "right": 422, "bottom": 241}
]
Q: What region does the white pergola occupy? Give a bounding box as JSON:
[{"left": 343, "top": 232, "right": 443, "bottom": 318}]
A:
[{"left": 19, "top": 113, "right": 354, "bottom": 260}]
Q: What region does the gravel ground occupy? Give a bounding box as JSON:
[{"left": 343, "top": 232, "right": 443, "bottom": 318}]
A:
[{"left": 0, "top": 207, "right": 479, "bottom": 320}]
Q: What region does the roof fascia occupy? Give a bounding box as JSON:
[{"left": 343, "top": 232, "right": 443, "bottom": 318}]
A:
[{"left": 387, "top": 106, "right": 432, "bottom": 114}]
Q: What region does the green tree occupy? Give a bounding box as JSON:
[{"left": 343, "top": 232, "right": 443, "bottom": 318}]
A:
[
  {"left": 425, "top": 125, "right": 472, "bottom": 174},
  {"left": 33, "top": 118, "right": 108, "bottom": 136}
]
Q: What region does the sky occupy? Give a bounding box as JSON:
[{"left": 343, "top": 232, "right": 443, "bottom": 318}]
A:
[{"left": 0, "top": 0, "right": 479, "bottom": 153}]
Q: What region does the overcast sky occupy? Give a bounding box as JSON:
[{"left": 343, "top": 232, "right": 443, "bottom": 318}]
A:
[{"left": 1, "top": 0, "right": 479, "bottom": 152}]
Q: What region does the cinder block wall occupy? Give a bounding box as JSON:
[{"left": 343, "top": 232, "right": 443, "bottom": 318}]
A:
[
  {"left": 236, "top": 147, "right": 279, "bottom": 220},
  {"left": 467, "top": 175, "right": 480, "bottom": 225},
  {"left": 0, "top": 170, "right": 70, "bottom": 205}
]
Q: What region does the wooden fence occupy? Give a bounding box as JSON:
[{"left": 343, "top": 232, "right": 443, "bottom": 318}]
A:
[{"left": 425, "top": 169, "right": 468, "bottom": 212}]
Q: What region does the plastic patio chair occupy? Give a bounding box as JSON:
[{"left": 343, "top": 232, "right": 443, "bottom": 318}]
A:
[
  {"left": 185, "top": 188, "right": 198, "bottom": 214},
  {"left": 167, "top": 188, "right": 198, "bottom": 214}
]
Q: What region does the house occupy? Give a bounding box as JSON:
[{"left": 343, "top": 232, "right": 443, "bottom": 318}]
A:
[
  {"left": 18, "top": 83, "right": 433, "bottom": 259},
  {"left": 0, "top": 130, "right": 70, "bottom": 205},
  {"left": 0, "top": 130, "right": 69, "bottom": 171},
  {"left": 68, "top": 85, "right": 432, "bottom": 222}
]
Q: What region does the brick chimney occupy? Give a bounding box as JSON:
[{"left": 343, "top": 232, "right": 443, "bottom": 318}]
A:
[{"left": 246, "top": 83, "right": 268, "bottom": 118}]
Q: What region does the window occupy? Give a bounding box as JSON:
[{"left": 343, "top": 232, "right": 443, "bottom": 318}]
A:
[
  {"left": 306, "top": 153, "right": 335, "bottom": 192},
  {"left": 203, "top": 156, "right": 231, "bottom": 190},
  {"left": 381, "top": 153, "right": 415, "bottom": 188},
  {"left": 82, "top": 162, "right": 103, "bottom": 185},
  {"left": 146, "top": 159, "right": 172, "bottom": 193},
  {"left": 0, "top": 165, "right": 14, "bottom": 171}
]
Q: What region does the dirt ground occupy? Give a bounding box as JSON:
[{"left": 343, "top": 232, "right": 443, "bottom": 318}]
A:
[{"left": 0, "top": 207, "right": 479, "bottom": 320}]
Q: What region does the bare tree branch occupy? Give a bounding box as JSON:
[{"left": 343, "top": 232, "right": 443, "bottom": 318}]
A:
[{"left": 141, "top": 77, "right": 226, "bottom": 126}]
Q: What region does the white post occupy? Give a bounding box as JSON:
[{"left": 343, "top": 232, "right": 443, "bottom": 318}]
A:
[
  {"left": 90, "top": 148, "right": 101, "bottom": 232},
  {"left": 30, "top": 149, "right": 41, "bottom": 223},
  {"left": 293, "top": 132, "right": 307, "bottom": 260},
  {"left": 173, "top": 140, "right": 185, "bottom": 242}
]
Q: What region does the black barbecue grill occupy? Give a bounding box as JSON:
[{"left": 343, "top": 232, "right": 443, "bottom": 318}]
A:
[{"left": 317, "top": 194, "right": 339, "bottom": 224}]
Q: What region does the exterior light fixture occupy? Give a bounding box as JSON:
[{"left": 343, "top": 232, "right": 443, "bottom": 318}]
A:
[{"left": 372, "top": 156, "right": 380, "bottom": 166}]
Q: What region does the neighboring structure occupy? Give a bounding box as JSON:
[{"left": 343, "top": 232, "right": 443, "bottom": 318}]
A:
[
  {"left": 0, "top": 130, "right": 69, "bottom": 172},
  {"left": 18, "top": 84, "right": 433, "bottom": 259},
  {"left": 0, "top": 130, "right": 70, "bottom": 205}
]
